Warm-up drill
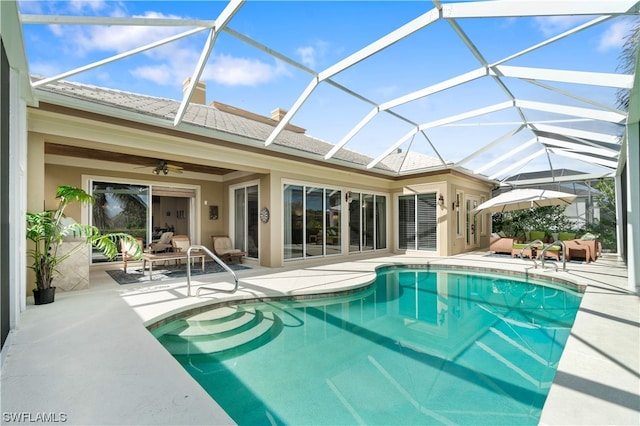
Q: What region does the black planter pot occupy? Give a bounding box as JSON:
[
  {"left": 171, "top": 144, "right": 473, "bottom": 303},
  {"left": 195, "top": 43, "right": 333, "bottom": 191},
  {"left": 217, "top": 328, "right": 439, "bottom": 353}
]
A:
[{"left": 33, "top": 287, "right": 56, "bottom": 305}]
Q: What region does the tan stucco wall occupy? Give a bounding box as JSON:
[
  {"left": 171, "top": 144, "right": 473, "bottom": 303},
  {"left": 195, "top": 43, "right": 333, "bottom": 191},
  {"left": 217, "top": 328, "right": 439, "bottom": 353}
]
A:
[{"left": 27, "top": 106, "right": 494, "bottom": 283}]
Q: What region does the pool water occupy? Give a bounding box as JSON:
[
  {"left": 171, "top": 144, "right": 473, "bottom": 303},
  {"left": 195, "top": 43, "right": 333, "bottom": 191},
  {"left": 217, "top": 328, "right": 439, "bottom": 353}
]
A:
[{"left": 153, "top": 267, "right": 583, "bottom": 425}]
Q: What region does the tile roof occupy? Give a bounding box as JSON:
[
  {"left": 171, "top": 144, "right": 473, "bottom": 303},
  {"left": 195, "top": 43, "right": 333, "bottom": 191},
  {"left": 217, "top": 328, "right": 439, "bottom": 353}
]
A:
[{"left": 34, "top": 77, "right": 434, "bottom": 174}]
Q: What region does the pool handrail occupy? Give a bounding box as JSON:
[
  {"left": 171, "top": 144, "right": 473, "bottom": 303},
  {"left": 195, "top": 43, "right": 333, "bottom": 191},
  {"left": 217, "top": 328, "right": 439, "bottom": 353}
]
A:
[
  {"left": 186, "top": 245, "right": 239, "bottom": 297},
  {"left": 540, "top": 240, "right": 567, "bottom": 272},
  {"left": 519, "top": 239, "right": 544, "bottom": 268}
]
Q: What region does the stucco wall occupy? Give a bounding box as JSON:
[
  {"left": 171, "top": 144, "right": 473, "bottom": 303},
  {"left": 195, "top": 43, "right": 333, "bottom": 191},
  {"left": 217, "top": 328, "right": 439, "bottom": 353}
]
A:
[{"left": 27, "top": 106, "right": 493, "bottom": 279}]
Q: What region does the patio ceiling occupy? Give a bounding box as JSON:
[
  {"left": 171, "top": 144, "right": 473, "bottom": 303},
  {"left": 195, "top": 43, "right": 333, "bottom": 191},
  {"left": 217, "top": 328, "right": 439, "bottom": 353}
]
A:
[{"left": 18, "top": 0, "right": 640, "bottom": 184}]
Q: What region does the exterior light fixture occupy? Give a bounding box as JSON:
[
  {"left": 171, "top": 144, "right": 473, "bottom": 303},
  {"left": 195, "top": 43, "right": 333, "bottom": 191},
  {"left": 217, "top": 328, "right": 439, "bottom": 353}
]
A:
[
  {"left": 453, "top": 199, "right": 460, "bottom": 212},
  {"left": 438, "top": 193, "right": 445, "bottom": 206},
  {"left": 345, "top": 191, "right": 353, "bottom": 204}
]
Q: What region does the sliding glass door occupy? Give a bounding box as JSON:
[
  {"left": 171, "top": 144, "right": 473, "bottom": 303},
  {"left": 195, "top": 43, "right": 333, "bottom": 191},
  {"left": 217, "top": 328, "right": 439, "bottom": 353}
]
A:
[
  {"left": 234, "top": 185, "right": 259, "bottom": 258},
  {"left": 90, "top": 181, "right": 197, "bottom": 263},
  {"left": 91, "top": 181, "right": 149, "bottom": 262},
  {"left": 284, "top": 184, "right": 342, "bottom": 260}
]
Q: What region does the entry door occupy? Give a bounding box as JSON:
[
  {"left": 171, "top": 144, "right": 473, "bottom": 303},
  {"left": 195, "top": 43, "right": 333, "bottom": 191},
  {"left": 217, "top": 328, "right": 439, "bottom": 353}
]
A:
[{"left": 466, "top": 196, "right": 480, "bottom": 250}]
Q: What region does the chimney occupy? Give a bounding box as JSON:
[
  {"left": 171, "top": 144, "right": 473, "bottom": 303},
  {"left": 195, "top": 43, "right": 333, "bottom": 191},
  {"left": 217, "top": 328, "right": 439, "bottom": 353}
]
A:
[
  {"left": 271, "top": 107, "right": 287, "bottom": 122},
  {"left": 182, "top": 78, "right": 206, "bottom": 105}
]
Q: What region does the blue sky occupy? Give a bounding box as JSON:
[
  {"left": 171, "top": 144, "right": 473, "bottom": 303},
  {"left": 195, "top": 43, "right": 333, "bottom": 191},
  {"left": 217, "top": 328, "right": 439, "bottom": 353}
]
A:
[{"left": 18, "top": 1, "right": 636, "bottom": 177}]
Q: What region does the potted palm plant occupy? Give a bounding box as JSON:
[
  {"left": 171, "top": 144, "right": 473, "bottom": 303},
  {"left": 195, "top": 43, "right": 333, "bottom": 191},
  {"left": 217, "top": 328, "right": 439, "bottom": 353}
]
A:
[{"left": 26, "top": 185, "right": 142, "bottom": 305}]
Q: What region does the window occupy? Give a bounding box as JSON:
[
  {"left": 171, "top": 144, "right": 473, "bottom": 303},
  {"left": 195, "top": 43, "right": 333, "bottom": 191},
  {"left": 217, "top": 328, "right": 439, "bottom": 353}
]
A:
[
  {"left": 398, "top": 193, "right": 437, "bottom": 251},
  {"left": 233, "top": 185, "right": 259, "bottom": 258},
  {"left": 480, "top": 196, "right": 486, "bottom": 236},
  {"left": 284, "top": 184, "right": 342, "bottom": 260},
  {"left": 1, "top": 40, "right": 10, "bottom": 349},
  {"left": 284, "top": 184, "right": 304, "bottom": 260},
  {"left": 455, "top": 192, "right": 462, "bottom": 236},
  {"left": 349, "top": 192, "right": 387, "bottom": 253}
]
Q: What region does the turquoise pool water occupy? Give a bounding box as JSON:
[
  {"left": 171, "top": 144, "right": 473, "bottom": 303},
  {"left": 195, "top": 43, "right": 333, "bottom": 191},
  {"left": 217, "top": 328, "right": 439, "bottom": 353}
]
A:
[{"left": 153, "top": 267, "right": 583, "bottom": 425}]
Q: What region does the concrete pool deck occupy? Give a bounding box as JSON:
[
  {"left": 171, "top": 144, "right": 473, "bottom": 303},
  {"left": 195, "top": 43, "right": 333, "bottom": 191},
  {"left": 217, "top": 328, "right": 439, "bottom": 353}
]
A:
[{"left": 1, "top": 252, "right": 638, "bottom": 425}]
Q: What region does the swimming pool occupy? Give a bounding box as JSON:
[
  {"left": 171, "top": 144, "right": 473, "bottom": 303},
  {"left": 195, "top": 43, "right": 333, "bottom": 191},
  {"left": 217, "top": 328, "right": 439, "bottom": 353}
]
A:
[{"left": 152, "top": 266, "right": 583, "bottom": 425}]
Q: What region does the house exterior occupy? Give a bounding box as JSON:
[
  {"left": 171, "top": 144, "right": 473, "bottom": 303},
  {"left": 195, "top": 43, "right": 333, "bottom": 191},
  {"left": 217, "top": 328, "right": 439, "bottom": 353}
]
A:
[{"left": 26, "top": 78, "right": 493, "bottom": 292}]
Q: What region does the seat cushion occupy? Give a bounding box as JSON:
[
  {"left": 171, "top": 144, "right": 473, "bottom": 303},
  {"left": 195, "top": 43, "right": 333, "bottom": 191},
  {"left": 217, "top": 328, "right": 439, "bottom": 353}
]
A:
[
  {"left": 214, "top": 237, "right": 233, "bottom": 252},
  {"left": 158, "top": 232, "right": 173, "bottom": 244},
  {"left": 529, "top": 231, "right": 545, "bottom": 241},
  {"left": 559, "top": 232, "right": 576, "bottom": 241}
]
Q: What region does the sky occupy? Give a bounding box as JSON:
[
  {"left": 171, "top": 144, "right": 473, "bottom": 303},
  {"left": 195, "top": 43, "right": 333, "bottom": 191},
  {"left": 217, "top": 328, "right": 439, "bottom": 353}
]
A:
[{"left": 17, "top": 0, "right": 638, "bottom": 179}]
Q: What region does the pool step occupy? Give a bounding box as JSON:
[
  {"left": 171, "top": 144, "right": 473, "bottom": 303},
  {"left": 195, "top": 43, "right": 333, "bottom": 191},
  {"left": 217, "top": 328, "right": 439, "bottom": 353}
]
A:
[
  {"left": 166, "top": 307, "right": 258, "bottom": 337},
  {"left": 158, "top": 308, "right": 281, "bottom": 356}
]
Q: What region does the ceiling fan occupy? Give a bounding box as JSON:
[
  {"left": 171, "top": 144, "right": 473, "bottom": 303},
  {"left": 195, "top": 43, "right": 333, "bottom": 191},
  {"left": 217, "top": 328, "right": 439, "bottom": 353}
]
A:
[{"left": 151, "top": 160, "right": 183, "bottom": 175}]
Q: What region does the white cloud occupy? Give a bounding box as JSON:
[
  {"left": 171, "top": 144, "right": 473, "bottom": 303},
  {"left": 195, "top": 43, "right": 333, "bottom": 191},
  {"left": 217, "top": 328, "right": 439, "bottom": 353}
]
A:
[
  {"left": 29, "top": 61, "right": 64, "bottom": 77},
  {"left": 205, "top": 54, "right": 289, "bottom": 86},
  {"left": 296, "top": 40, "right": 330, "bottom": 70},
  {"left": 598, "top": 20, "right": 635, "bottom": 51},
  {"left": 68, "top": 0, "right": 108, "bottom": 13},
  {"left": 130, "top": 64, "right": 173, "bottom": 85},
  {"left": 129, "top": 52, "right": 290, "bottom": 88},
  {"left": 533, "top": 16, "right": 591, "bottom": 37},
  {"left": 297, "top": 46, "right": 317, "bottom": 69},
  {"left": 70, "top": 11, "right": 187, "bottom": 55},
  {"left": 35, "top": 6, "right": 291, "bottom": 89}
]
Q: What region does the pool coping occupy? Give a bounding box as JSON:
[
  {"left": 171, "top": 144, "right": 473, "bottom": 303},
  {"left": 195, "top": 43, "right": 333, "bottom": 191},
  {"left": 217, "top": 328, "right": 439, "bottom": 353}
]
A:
[
  {"left": 145, "top": 261, "right": 586, "bottom": 332},
  {"left": 140, "top": 259, "right": 588, "bottom": 331}
]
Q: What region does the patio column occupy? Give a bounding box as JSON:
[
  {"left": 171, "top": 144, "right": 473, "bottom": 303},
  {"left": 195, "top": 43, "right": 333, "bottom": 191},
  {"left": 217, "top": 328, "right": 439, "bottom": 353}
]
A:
[
  {"left": 626, "top": 121, "right": 640, "bottom": 293},
  {"left": 614, "top": 174, "right": 624, "bottom": 258}
]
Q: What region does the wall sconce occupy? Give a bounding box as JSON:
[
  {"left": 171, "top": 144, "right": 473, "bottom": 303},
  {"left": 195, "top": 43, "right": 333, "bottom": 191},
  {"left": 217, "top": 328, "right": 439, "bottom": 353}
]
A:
[
  {"left": 438, "top": 193, "right": 445, "bottom": 206},
  {"left": 473, "top": 200, "right": 477, "bottom": 209},
  {"left": 345, "top": 191, "right": 353, "bottom": 204},
  {"left": 453, "top": 199, "right": 460, "bottom": 212}
]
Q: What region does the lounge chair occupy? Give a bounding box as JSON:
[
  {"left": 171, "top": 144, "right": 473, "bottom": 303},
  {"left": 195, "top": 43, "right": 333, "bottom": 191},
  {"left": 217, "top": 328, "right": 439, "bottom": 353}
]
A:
[
  {"left": 121, "top": 237, "right": 143, "bottom": 273},
  {"left": 563, "top": 239, "right": 595, "bottom": 263},
  {"left": 211, "top": 235, "right": 246, "bottom": 264},
  {"left": 490, "top": 235, "right": 517, "bottom": 255}
]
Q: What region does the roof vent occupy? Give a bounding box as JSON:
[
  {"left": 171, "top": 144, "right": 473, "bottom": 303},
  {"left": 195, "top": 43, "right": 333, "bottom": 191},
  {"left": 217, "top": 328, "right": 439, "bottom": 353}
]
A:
[{"left": 396, "top": 148, "right": 402, "bottom": 153}]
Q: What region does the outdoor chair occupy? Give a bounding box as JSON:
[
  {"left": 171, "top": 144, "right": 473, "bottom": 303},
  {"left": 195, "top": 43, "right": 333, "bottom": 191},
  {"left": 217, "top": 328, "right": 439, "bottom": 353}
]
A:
[
  {"left": 564, "top": 239, "right": 595, "bottom": 263},
  {"left": 528, "top": 231, "right": 546, "bottom": 243},
  {"left": 121, "top": 237, "right": 143, "bottom": 273},
  {"left": 537, "top": 245, "right": 562, "bottom": 262},
  {"left": 211, "top": 235, "right": 245, "bottom": 264},
  {"left": 558, "top": 232, "right": 577, "bottom": 241},
  {"left": 490, "top": 234, "right": 517, "bottom": 255},
  {"left": 149, "top": 231, "right": 173, "bottom": 253},
  {"left": 170, "top": 235, "right": 203, "bottom": 266},
  {"left": 511, "top": 243, "right": 535, "bottom": 259}
]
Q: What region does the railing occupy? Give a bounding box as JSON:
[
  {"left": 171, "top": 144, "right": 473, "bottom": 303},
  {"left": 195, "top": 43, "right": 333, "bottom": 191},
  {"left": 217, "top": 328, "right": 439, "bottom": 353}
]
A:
[
  {"left": 186, "top": 245, "right": 239, "bottom": 297},
  {"left": 518, "top": 239, "right": 544, "bottom": 268},
  {"left": 539, "top": 240, "right": 567, "bottom": 272}
]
